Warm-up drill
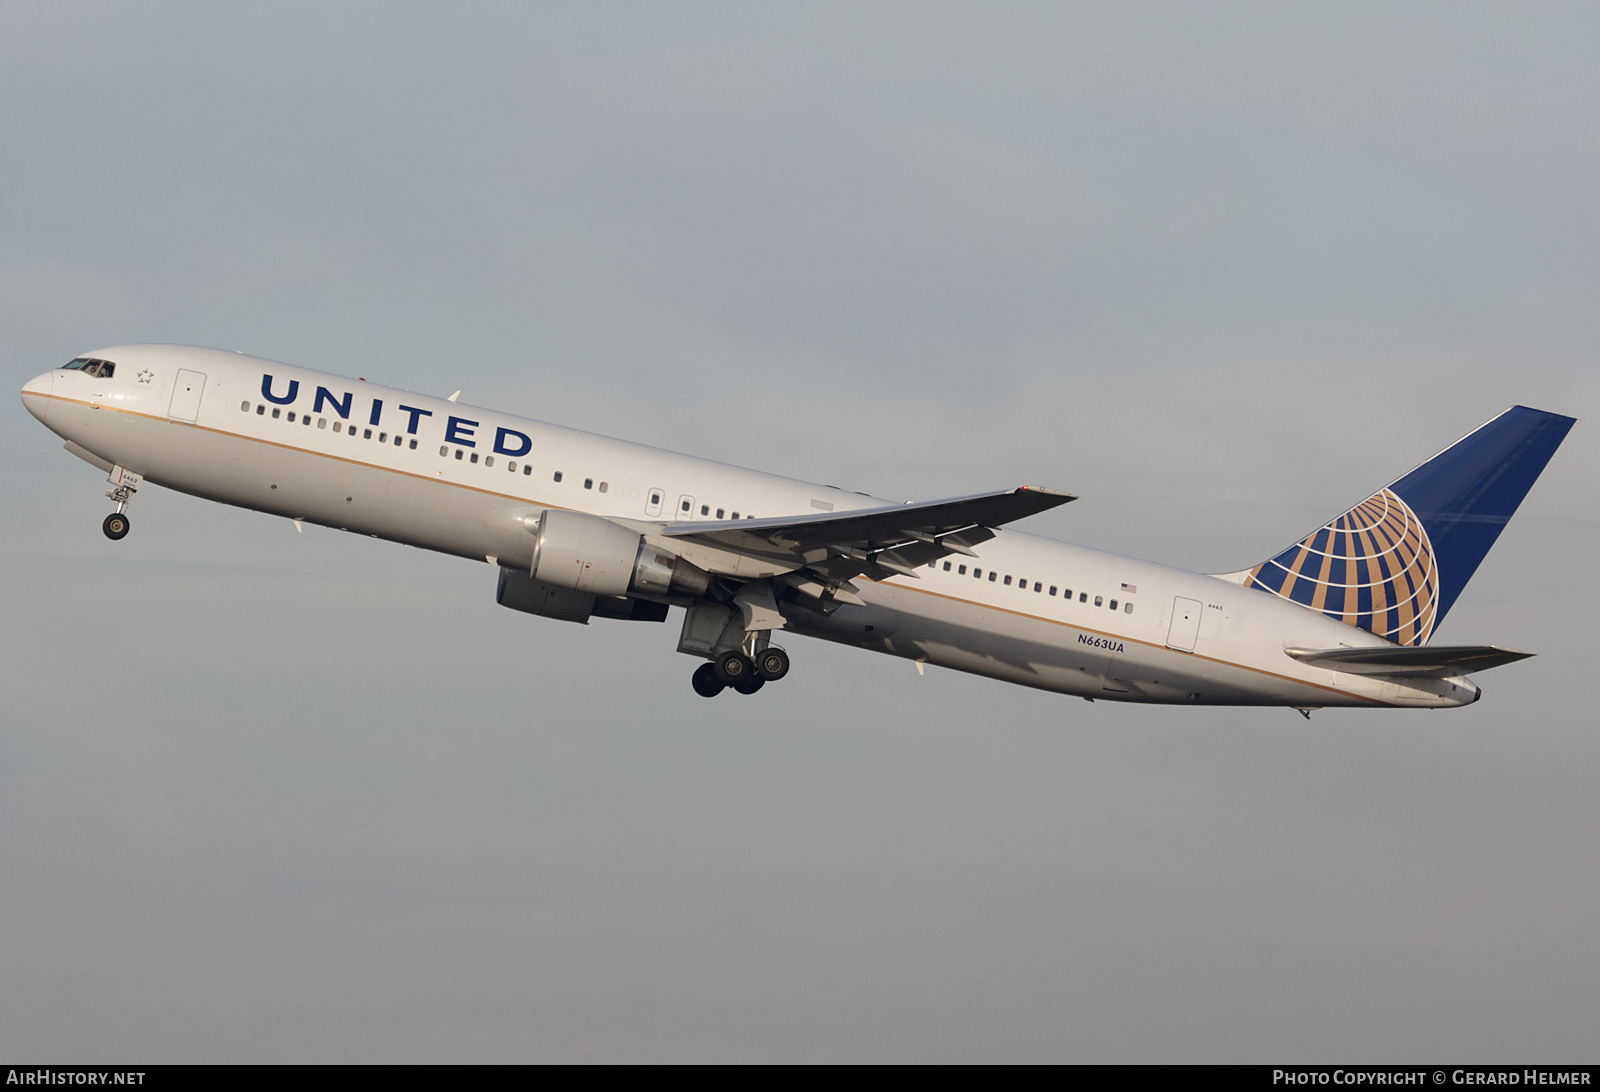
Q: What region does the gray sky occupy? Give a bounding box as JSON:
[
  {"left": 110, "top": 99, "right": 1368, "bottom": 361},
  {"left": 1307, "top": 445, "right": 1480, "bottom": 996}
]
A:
[{"left": 2, "top": 1, "right": 1596, "bottom": 1062}]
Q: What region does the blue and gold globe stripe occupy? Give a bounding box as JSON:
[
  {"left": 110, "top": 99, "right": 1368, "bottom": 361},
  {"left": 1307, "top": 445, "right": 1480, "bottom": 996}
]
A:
[{"left": 1245, "top": 488, "right": 1439, "bottom": 646}]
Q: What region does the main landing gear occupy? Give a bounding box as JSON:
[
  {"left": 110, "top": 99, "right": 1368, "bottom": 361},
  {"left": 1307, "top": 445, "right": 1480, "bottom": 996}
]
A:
[{"left": 692, "top": 645, "right": 791, "bottom": 698}]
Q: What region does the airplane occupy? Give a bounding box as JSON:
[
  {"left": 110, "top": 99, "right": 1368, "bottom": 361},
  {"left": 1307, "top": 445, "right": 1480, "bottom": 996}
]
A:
[{"left": 19, "top": 344, "right": 1575, "bottom": 711}]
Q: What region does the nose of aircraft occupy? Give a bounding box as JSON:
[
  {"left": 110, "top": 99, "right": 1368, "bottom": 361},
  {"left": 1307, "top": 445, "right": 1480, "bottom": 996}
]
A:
[{"left": 20, "top": 370, "right": 54, "bottom": 424}]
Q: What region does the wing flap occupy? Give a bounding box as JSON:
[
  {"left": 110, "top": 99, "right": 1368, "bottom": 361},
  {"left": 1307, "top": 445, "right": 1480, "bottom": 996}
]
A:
[{"left": 1285, "top": 644, "right": 1533, "bottom": 678}]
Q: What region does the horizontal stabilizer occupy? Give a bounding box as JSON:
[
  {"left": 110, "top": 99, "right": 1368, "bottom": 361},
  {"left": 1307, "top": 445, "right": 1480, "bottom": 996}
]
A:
[{"left": 1284, "top": 644, "right": 1533, "bottom": 678}]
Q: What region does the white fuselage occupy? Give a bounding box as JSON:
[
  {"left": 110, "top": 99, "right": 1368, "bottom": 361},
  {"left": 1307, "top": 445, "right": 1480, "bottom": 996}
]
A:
[{"left": 20, "top": 344, "right": 1481, "bottom": 709}]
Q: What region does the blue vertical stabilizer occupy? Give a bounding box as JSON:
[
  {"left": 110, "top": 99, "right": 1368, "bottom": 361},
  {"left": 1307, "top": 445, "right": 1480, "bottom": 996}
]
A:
[{"left": 1233, "top": 406, "right": 1575, "bottom": 645}]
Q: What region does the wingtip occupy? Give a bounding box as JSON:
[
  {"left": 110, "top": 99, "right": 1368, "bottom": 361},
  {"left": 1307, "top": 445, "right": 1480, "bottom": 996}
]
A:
[{"left": 1019, "top": 485, "right": 1078, "bottom": 501}]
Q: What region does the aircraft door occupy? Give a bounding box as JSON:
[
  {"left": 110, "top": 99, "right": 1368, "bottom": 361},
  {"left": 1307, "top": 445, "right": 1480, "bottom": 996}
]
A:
[
  {"left": 1166, "top": 596, "right": 1203, "bottom": 652},
  {"left": 167, "top": 369, "right": 207, "bottom": 423}
]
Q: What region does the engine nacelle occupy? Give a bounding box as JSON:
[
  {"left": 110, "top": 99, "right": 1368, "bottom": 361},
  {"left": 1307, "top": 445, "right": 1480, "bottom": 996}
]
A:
[
  {"left": 529, "top": 509, "right": 709, "bottom": 600},
  {"left": 496, "top": 566, "right": 596, "bottom": 623}
]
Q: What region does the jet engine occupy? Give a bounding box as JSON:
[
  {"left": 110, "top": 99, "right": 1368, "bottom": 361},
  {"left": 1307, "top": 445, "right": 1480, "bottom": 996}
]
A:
[{"left": 529, "top": 509, "right": 709, "bottom": 600}]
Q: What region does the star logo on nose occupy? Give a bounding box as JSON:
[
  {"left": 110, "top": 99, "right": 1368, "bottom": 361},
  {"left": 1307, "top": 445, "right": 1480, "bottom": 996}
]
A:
[{"left": 137, "top": 369, "right": 154, "bottom": 384}]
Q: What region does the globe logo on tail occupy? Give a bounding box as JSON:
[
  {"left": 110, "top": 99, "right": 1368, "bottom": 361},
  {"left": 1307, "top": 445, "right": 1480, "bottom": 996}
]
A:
[{"left": 1244, "top": 488, "right": 1439, "bottom": 646}]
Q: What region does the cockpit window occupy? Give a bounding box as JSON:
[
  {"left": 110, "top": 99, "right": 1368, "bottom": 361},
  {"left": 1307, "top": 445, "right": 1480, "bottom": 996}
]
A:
[{"left": 61, "top": 357, "right": 114, "bottom": 377}]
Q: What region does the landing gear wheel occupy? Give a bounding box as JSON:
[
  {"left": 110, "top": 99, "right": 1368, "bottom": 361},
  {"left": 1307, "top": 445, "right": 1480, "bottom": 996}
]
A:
[
  {"left": 102, "top": 513, "right": 130, "bottom": 540},
  {"left": 714, "top": 650, "right": 754, "bottom": 686},
  {"left": 733, "top": 674, "right": 765, "bottom": 696},
  {"left": 692, "top": 663, "right": 726, "bottom": 698},
  {"left": 755, "top": 647, "right": 790, "bottom": 681}
]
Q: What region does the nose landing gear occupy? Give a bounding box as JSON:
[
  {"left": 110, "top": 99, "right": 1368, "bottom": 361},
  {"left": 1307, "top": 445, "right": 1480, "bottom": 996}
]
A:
[{"left": 102, "top": 465, "right": 141, "bottom": 541}]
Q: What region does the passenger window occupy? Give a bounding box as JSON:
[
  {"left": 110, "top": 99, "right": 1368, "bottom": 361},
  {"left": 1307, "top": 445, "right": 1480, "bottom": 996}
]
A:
[
  {"left": 318, "top": 418, "right": 327, "bottom": 429},
  {"left": 440, "top": 445, "right": 449, "bottom": 456},
  {"left": 598, "top": 481, "right": 608, "bottom": 493},
  {"left": 700, "top": 505, "right": 709, "bottom": 515},
  {"left": 989, "top": 572, "right": 998, "bottom": 582},
  {"left": 240, "top": 400, "right": 250, "bottom": 412},
  {"left": 303, "top": 416, "right": 311, "bottom": 426},
  {"left": 1049, "top": 586, "right": 1057, "bottom": 596},
  {"left": 363, "top": 429, "right": 372, "bottom": 439},
  {"left": 554, "top": 471, "right": 563, "bottom": 482},
  {"left": 716, "top": 509, "right": 725, "bottom": 519},
  {"left": 959, "top": 565, "right": 967, "bottom": 575},
  {"left": 523, "top": 464, "right": 532, "bottom": 475},
  {"left": 378, "top": 432, "right": 387, "bottom": 443},
  {"left": 409, "top": 439, "right": 417, "bottom": 450},
  {"left": 730, "top": 511, "right": 739, "bottom": 519},
  {"left": 943, "top": 561, "right": 951, "bottom": 571},
  {"left": 395, "top": 436, "right": 403, "bottom": 446},
  {"left": 1078, "top": 592, "right": 1086, "bottom": 602},
  {"left": 455, "top": 450, "right": 464, "bottom": 460},
  {"left": 484, "top": 456, "right": 493, "bottom": 467},
  {"left": 1094, "top": 595, "right": 1103, "bottom": 607},
  {"left": 333, "top": 421, "right": 341, "bottom": 431},
  {"left": 974, "top": 569, "right": 981, "bottom": 578},
  {"left": 1004, "top": 575, "right": 1012, "bottom": 586},
  {"left": 288, "top": 412, "right": 296, "bottom": 422},
  {"left": 508, "top": 461, "right": 517, "bottom": 472},
  {"left": 1034, "top": 582, "right": 1042, "bottom": 592},
  {"left": 1124, "top": 602, "right": 1134, "bottom": 614},
  {"left": 470, "top": 453, "right": 479, "bottom": 464},
  {"left": 680, "top": 499, "right": 691, "bottom": 512},
  {"left": 272, "top": 408, "right": 280, "bottom": 419},
  {"left": 651, "top": 493, "right": 661, "bottom": 506},
  {"left": 1109, "top": 599, "right": 1118, "bottom": 610},
  {"left": 584, "top": 479, "right": 593, "bottom": 490},
  {"left": 257, "top": 405, "right": 265, "bottom": 415}
]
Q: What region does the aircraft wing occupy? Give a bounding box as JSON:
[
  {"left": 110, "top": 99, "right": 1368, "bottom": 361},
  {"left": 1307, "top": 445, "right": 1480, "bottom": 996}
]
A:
[
  {"left": 1284, "top": 644, "right": 1533, "bottom": 678},
  {"left": 658, "top": 486, "right": 1074, "bottom": 583}
]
